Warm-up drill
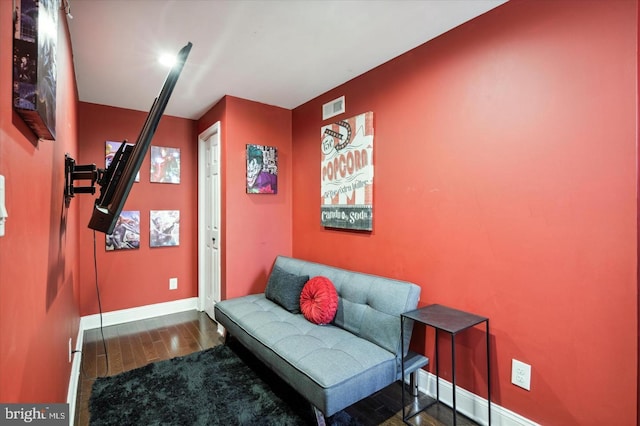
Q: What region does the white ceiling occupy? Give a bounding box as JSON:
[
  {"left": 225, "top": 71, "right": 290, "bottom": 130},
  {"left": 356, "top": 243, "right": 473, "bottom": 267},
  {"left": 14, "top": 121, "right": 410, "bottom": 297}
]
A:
[{"left": 67, "top": 0, "right": 507, "bottom": 120}]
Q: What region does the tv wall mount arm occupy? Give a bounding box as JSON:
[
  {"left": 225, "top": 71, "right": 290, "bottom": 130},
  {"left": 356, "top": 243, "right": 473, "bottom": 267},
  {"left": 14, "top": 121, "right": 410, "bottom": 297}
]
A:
[{"left": 64, "top": 154, "right": 104, "bottom": 207}]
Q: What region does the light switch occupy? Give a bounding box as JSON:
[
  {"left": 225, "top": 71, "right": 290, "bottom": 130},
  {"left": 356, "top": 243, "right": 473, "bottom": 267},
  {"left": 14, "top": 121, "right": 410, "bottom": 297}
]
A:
[{"left": 0, "top": 175, "right": 7, "bottom": 237}]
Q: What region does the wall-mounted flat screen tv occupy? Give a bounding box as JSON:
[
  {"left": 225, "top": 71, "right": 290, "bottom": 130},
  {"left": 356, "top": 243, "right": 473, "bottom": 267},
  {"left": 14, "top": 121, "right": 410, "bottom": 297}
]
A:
[{"left": 88, "top": 42, "right": 192, "bottom": 234}]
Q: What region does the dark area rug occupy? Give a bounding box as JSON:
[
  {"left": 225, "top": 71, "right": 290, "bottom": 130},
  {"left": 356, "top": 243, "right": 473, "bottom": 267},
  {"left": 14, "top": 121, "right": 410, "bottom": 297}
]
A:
[{"left": 89, "top": 340, "right": 362, "bottom": 425}]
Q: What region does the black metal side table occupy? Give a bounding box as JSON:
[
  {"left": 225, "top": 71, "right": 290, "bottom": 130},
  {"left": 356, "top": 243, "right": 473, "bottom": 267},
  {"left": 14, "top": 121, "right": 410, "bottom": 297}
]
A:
[{"left": 401, "top": 304, "right": 490, "bottom": 425}]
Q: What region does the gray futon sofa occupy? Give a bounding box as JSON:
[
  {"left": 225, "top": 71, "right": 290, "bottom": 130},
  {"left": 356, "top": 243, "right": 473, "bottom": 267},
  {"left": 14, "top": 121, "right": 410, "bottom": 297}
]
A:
[{"left": 214, "top": 255, "right": 428, "bottom": 420}]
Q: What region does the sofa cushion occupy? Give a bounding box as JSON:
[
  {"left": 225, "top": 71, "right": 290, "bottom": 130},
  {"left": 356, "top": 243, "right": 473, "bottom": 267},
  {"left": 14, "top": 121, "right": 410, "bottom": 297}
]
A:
[
  {"left": 273, "top": 256, "right": 421, "bottom": 357},
  {"left": 264, "top": 265, "right": 309, "bottom": 313},
  {"left": 300, "top": 276, "right": 338, "bottom": 325}
]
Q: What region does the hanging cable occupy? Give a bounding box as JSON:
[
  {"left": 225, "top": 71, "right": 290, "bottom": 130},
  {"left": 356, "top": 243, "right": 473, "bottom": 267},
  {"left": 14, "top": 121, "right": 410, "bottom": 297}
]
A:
[{"left": 93, "top": 230, "right": 109, "bottom": 377}]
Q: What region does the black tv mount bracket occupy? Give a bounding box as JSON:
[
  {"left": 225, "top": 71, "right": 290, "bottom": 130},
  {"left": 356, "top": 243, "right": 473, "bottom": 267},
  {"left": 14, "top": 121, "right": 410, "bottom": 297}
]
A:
[{"left": 64, "top": 154, "right": 104, "bottom": 207}]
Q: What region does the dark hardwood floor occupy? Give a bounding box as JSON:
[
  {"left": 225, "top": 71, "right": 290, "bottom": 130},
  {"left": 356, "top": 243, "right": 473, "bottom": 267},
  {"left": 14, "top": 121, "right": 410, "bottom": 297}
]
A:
[{"left": 74, "top": 310, "right": 478, "bottom": 426}]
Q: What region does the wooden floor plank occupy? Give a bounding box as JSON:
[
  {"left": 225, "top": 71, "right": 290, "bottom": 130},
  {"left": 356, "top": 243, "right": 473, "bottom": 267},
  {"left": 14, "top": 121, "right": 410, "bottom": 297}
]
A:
[
  {"left": 139, "top": 328, "right": 159, "bottom": 363},
  {"left": 119, "top": 333, "right": 136, "bottom": 372},
  {"left": 105, "top": 337, "right": 123, "bottom": 374},
  {"left": 74, "top": 310, "right": 477, "bottom": 426}
]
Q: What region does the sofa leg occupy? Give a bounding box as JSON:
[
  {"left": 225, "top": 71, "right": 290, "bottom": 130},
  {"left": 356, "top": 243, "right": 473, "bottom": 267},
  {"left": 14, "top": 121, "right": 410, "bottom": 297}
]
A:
[
  {"left": 217, "top": 324, "right": 227, "bottom": 344},
  {"left": 312, "top": 406, "right": 326, "bottom": 426},
  {"left": 409, "top": 370, "right": 420, "bottom": 397}
]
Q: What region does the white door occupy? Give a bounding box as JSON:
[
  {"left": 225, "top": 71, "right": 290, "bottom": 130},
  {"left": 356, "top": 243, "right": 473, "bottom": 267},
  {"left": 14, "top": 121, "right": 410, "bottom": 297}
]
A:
[{"left": 198, "top": 122, "right": 221, "bottom": 320}]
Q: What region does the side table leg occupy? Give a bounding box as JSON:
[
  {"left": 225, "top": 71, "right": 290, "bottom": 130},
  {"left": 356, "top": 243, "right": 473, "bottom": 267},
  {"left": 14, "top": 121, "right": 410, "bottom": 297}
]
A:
[
  {"left": 452, "top": 334, "right": 457, "bottom": 426},
  {"left": 401, "top": 316, "right": 406, "bottom": 421},
  {"left": 486, "top": 319, "right": 491, "bottom": 425},
  {"left": 435, "top": 328, "right": 440, "bottom": 404}
]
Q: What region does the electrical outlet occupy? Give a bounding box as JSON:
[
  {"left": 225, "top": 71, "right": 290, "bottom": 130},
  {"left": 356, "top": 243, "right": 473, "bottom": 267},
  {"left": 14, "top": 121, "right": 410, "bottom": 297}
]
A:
[
  {"left": 511, "top": 359, "right": 531, "bottom": 390},
  {"left": 169, "top": 277, "right": 178, "bottom": 290},
  {"left": 68, "top": 338, "right": 73, "bottom": 363}
]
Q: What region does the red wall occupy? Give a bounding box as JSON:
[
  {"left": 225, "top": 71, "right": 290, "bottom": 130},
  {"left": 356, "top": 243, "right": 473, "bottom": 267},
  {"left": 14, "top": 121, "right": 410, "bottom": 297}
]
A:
[
  {"left": 77, "top": 103, "right": 198, "bottom": 315},
  {"left": 1, "top": 0, "right": 633, "bottom": 422},
  {"left": 198, "top": 96, "right": 293, "bottom": 300},
  {"left": 292, "top": 0, "right": 637, "bottom": 424},
  {"left": 0, "top": 4, "right": 81, "bottom": 402}
]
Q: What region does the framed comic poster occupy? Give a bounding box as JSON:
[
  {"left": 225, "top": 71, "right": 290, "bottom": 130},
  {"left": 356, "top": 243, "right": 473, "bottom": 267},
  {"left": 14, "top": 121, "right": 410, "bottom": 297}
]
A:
[
  {"left": 106, "top": 141, "right": 139, "bottom": 181},
  {"left": 150, "top": 146, "right": 180, "bottom": 183},
  {"left": 12, "top": 0, "right": 58, "bottom": 140},
  {"left": 320, "top": 111, "right": 374, "bottom": 231},
  {"left": 106, "top": 211, "right": 140, "bottom": 251},
  {"left": 246, "top": 144, "right": 277, "bottom": 194},
  {"left": 150, "top": 210, "right": 180, "bottom": 247}
]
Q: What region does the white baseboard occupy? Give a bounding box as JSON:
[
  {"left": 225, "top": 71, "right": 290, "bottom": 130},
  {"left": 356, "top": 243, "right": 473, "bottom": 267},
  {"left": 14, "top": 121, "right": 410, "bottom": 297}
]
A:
[
  {"left": 411, "top": 369, "right": 540, "bottom": 426},
  {"left": 80, "top": 297, "right": 199, "bottom": 330},
  {"left": 66, "top": 324, "right": 85, "bottom": 426},
  {"left": 67, "top": 298, "right": 200, "bottom": 425}
]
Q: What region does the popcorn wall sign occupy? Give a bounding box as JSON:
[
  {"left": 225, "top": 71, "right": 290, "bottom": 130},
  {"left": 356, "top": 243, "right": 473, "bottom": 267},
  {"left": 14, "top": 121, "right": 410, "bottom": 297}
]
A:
[{"left": 320, "top": 111, "right": 374, "bottom": 231}]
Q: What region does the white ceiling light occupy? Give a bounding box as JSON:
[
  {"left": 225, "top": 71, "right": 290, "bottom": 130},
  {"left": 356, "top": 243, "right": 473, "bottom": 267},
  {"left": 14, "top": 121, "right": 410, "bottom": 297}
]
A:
[{"left": 158, "top": 53, "right": 177, "bottom": 68}]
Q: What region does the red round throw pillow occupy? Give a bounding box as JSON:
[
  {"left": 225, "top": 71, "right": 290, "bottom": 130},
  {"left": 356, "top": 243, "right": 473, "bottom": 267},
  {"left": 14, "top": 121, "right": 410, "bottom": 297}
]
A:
[{"left": 300, "top": 276, "right": 338, "bottom": 325}]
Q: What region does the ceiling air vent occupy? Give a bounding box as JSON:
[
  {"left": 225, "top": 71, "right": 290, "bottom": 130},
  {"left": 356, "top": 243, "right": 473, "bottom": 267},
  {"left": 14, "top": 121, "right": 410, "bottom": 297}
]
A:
[{"left": 322, "top": 96, "right": 345, "bottom": 120}]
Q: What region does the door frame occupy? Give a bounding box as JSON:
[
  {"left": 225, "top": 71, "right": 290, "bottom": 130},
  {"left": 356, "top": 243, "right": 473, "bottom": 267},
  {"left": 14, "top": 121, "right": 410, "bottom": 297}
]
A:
[{"left": 197, "top": 121, "right": 221, "bottom": 313}]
